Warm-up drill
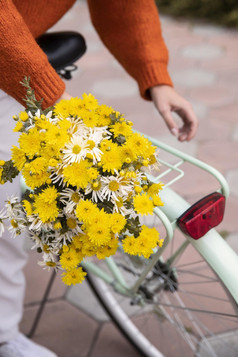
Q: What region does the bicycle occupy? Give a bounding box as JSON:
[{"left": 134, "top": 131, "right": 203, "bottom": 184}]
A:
[{"left": 28, "top": 31, "right": 238, "bottom": 357}]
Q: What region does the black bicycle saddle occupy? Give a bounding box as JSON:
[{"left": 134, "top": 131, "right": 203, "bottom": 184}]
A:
[{"left": 36, "top": 31, "right": 87, "bottom": 79}]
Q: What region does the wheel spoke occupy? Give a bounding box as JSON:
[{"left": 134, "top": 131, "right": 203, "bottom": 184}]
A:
[{"left": 88, "top": 236, "right": 238, "bottom": 357}]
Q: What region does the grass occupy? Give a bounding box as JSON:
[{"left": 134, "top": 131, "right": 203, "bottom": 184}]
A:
[{"left": 156, "top": 0, "right": 238, "bottom": 28}]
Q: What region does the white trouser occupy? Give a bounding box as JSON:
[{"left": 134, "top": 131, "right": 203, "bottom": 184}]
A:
[{"left": 0, "top": 90, "right": 28, "bottom": 343}]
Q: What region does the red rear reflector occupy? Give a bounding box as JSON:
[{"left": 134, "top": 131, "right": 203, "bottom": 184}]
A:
[{"left": 177, "top": 192, "right": 225, "bottom": 239}]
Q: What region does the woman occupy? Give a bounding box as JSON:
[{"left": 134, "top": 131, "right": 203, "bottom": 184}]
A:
[{"left": 0, "top": 1, "right": 198, "bottom": 356}]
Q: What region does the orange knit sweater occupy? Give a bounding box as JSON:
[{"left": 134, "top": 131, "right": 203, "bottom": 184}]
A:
[{"left": 0, "top": 0, "right": 172, "bottom": 109}]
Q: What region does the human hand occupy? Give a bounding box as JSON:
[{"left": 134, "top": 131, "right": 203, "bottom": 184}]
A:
[
  {"left": 149, "top": 85, "right": 198, "bottom": 142},
  {"left": 55, "top": 91, "right": 72, "bottom": 103}
]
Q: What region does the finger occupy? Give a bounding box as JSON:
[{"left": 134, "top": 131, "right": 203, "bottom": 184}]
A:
[
  {"left": 159, "top": 108, "right": 179, "bottom": 137},
  {"left": 176, "top": 107, "right": 198, "bottom": 141}
]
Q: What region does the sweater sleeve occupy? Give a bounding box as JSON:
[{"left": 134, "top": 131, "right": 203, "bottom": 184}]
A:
[
  {"left": 88, "top": 0, "right": 173, "bottom": 100},
  {"left": 0, "top": 0, "right": 65, "bottom": 109}
]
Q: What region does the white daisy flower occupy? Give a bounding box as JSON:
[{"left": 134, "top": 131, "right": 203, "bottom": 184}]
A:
[
  {"left": 30, "top": 233, "right": 44, "bottom": 251},
  {"left": 62, "top": 134, "right": 88, "bottom": 164},
  {"left": 28, "top": 215, "right": 54, "bottom": 233},
  {"left": 8, "top": 217, "right": 26, "bottom": 238},
  {"left": 83, "top": 128, "right": 107, "bottom": 164},
  {"left": 53, "top": 230, "right": 74, "bottom": 246},
  {"left": 38, "top": 253, "right": 59, "bottom": 271},
  {"left": 5, "top": 196, "right": 21, "bottom": 216},
  {"left": 35, "top": 109, "right": 41, "bottom": 118},
  {"left": 84, "top": 180, "right": 105, "bottom": 203},
  {"left": 111, "top": 196, "right": 134, "bottom": 216},
  {"left": 59, "top": 188, "right": 82, "bottom": 214},
  {"left": 68, "top": 118, "right": 88, "bottom": 136},
  {"left": 50, "top": 167, "right": 66, "bottom": 186},
  {"left": 101, "top": 175, "right": 133, "bottom": 202},
  {"left": 64, "top": 212, "right": 83, "bottom": 235},
  {"left": 46, "top": 110, "right": 53, "bottom": 119}
]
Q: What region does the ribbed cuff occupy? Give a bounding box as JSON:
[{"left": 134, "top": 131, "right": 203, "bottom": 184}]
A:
[
  {"left": 137, "top": 62, "right": 173, "bottom": 100},
  {"left": 30, "top": 64, "right": 66, "bottom": 109}
]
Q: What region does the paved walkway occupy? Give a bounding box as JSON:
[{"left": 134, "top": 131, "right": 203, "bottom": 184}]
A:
[{"left": 20, "top": 1, "right": 238, "bottom": 356}]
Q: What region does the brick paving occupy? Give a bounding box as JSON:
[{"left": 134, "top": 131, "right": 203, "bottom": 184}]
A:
[{"left": 20, "top": 1, "right": 238, "bottom": 356}]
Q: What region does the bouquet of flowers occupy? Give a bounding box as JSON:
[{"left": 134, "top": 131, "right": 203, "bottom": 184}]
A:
[{"left": 0, "top": 78, "right": 164, "bottom": 286}]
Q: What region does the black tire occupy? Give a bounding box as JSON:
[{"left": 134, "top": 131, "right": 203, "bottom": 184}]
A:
[{"left": 85, "top": 235, "right": 238, "bottom": 357}]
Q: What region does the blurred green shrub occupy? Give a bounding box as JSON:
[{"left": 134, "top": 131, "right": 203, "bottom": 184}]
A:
[{"left": 156, "top": 0, "right": 238, "bottom": 28}]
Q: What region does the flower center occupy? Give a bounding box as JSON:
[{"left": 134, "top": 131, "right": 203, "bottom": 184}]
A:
[
  {"left": 10, "top": 219, "right": 18, "bottom": 228},
  {"left": 116, "top": 197, "right": 123, "bottom": 208},
  {"left": 46, "top": 261, "right": 56, "bottom": 267},
  {"left": 92, "top": 181, "right": 102, "bottom": 191},
  {"left": 109, "top": 180, "right": 119, "bottom": 192},
  {"left": 67, "top": 218, "right": 77, "bottom": 229},
  {"left": 72, "top": 145, "right": 81, "bottom": 154},
  {"left": 43, "top": 244, "right": 50, "bottom": 253},
  {"left": 71, "top": 192, "right": 80, "bottom": 203},
  {"left": 87, "top": 140, "right": 95, "bottom": 149}
]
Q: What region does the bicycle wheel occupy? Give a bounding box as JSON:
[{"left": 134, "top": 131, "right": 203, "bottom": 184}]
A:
[{"left": 86, "top": 218, "right": 238, "bottom": 357}]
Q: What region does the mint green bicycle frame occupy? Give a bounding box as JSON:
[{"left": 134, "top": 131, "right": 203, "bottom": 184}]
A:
[{"left": 81, "top": 134, "right": 238, "bottom": 304}]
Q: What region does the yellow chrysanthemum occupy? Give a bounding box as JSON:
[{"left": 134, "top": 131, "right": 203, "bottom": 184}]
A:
[
  {"left": 88, "top": 167, "right": 99, "bottom": 180},
  {"left": 75, "top": 199, "right": 99, "bottom": 223},
  {"left": 45, "top": 124, "right": 69, "bottom": 150},
  {"left": 54, "top": 99, "right": 71, "bottom": 118},
  {"left": 96, "top": 104, "right": 113, "bottom": 126},
  {"left": 63, "top": 161, "right": 92, "bottom": 189},
  {"left": 100, "top": 147, "right": 122, "bottom": 173},
  {"left": 61, "top": 97, "right": 81, "bottom": 116},
  {"left": 147, "top": 183, "right": 164, "bottom": 196},
  {"left": 61, "top": 267, "right": 87, "bottom": 286},
  {"left": 110, "top": 213, "right": 127, "bottom": 234},
  {"left": 25, "top": 157, "right": 48, "bottom": 175},
  {"left": 34, "top": 193, "right": 59, "bottom": 223},
  {"left": 136, "top": 225, "right": 160, "bottom": 258},
  {"left": 71, "top": 234, "right": 85, "bottom": 248},
  {"left": 34, "top": 117, "right": 51, "bottom": 131},
  {"left": 22, "top": 165, "right": 50, "bottom": 189},
  {"left": 13, "top": 121, "right": 23, "bottom": 132},
  {"left": 87, "top": 223, "right": 111, "bottom": 246},
  {"left": 39, "top": 143, "right": 61, "bottom": 161},
  {"left": 11, "top": 146, "right": 26, "bottom": 171},
  {"left": 120, "top": 144, "right": 137, "bottom": 163},
  {"left": 133, "top": 193, "right": 154, "bottom": 216},
  {"left": 152, "top": 195, "right": 164, "bottom": 207},
  {"left": 60, "top": 248, "right": 80, "bottom": 270},
  {"left": 88, "top": 209, "right": 111, "bottom": 228},
  {"left": 70, "top": 238, "right": 85, "bottom": 261},
  {"left": 19, "top": 111, "right": 29, "bottom": 122},
  {"left": 100, "top": 139, "right": 118, "bottom": 152},
  {"left": 18, "top": 128, "right": 42, "bottom": 159},
  {"left": 81, "top": 239, "right": 97, "bottom": 257},
  {"left": 122, "top": 235, "right": 140, "bottom": 256},
  {"left": 82, "top": 111, "right": 99, "bottom": 127},
  {"left": 81, "top": 93, "right": 98, "bottom": 110},
  {"left": 126, "top": 133, "right": 156, "bottom": 158},
  {"left": 96, "top": 237, "right": 119, "bottom": 259},
  {"left": 22, "top": 199, "right": 33, "bottom": 216},
  {"left": 140, "top": 225, "right": 159, "bottom": 245},
  {"left": 58, "top": 118, "right": 72, "bottom": 131},
  {"left": 110, "top": 122, "right": 133, "bottom": 138},
  {"left": 39, "top": 186, "right": 59, "bottom": 204}
]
